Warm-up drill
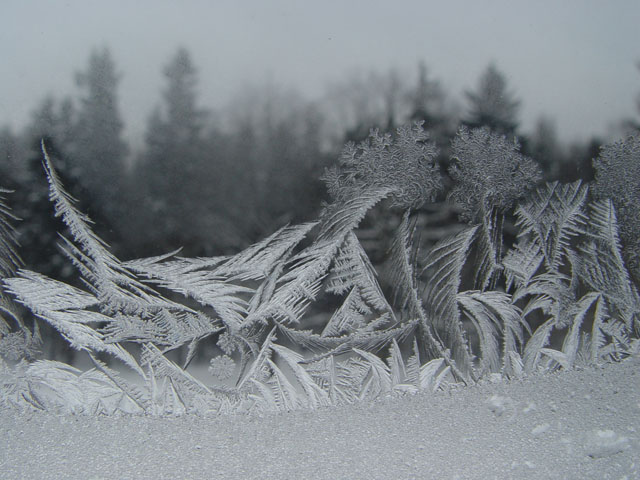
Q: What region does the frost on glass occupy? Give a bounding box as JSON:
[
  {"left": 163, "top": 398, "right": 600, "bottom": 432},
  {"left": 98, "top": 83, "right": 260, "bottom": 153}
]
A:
[
  {"left": 592, "top": 133, "right": 640, "bottom": 282},
  {"left": 322, "top": 122, "right": 442, "bottom": 209},
  {"left": 448, "top": 126, "right": 541, "bottom": 223},
  {"left": 1, "top": 125, "right": 638, "bottom": 416}
]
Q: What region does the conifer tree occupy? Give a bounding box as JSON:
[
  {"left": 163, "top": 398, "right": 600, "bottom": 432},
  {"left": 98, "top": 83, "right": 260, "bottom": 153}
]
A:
[
  {"left": 625, "top": 62, "right": 640, "bottom": 132},
  {"left": 528, "top": 116, "right": 562, "bottom": 180},
  {"left": 407, "top": 62, "right": 455, "bottom": 156},
  {"left": 73, "top": 47, "right": 128, "bottom": 240},
  {"left": 0, "top": 127, "right": 24, "bottom": 190},
  {"left": 136, "top": 47, "right": 211, "bottom": 255},
  {"left": 408, "top": 62, "right": 445, "bottom": 129},
  {"left": 464, "top": 63, "right": 520, "bottom": 135}
]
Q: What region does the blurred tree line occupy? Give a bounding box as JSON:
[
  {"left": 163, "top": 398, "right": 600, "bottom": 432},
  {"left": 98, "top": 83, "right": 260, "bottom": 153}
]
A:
[
  {"left": 1, "top": 46, "right": 636, "bottom": 337},
  {"left": 2, "top": 45, "right": 633, "bottom": 273}
]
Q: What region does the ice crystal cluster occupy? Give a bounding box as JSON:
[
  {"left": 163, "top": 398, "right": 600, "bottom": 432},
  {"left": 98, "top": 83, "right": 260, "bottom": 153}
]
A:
[
  {"left": 323, "top": 123, "right": 441, "bottom": 209},
  {"left": 0, "top": 128, "right": 638, "bottom": 416},
  {"left": 448, "top": 127, "right": 542, "bottom": 223},
  {"left": 592, "top": 134, "right": 640, "bottom": 281}
]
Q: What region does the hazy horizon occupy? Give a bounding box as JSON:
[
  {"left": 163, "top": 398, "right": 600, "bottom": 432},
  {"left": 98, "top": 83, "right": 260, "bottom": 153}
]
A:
[{"left": 2, "top": 0, "right": 639, "bottom": 146}]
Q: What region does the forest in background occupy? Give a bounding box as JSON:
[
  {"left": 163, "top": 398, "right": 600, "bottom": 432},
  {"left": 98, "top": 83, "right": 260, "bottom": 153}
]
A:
[{"left": 1, "top": 46, "right": 639, "bottom": 362}]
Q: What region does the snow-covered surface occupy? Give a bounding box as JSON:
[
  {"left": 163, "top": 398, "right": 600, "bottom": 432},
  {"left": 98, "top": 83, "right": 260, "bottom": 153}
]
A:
[{"left": 1, "top": 356, "right": 639, "bottom": 480}]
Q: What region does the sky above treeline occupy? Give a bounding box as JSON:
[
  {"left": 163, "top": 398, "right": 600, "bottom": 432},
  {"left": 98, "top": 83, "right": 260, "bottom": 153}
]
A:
[{"left": 2, "top": 0, "right": 639, "bottom": 145}]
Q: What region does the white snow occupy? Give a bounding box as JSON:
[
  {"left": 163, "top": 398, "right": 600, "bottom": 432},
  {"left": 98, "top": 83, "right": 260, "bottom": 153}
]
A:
[
  {"left": 1, "top": 355, "right": 639, "bottom": 479},
  {"left": 584, "top": 430, "right": 632, "bottom": 459}
]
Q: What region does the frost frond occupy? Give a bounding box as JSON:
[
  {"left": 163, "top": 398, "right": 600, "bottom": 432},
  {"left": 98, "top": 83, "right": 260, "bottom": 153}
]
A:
[
  {"left": 592, "top": 133, "right": 640, "bottom": 279},
  {"left": 514, "top": 181, "right": 588, "bottom": 272},
  {"left": 457, "top": 290, "right": 524, "bottom": 375},
  {"left": 41, "top": 143, "right": 174, "bottom": 314},
  {"left": 326, "top": 232, "right": 392, "bottom": 314},
  {"left": 421, "top": 226, "right": 477, "bottom": 377},
  {"left": 0, "top": 189, "right": 22, "bottom": 277},
  {"left": 577, "top": 200, "right": 640, "bottom": 330}
]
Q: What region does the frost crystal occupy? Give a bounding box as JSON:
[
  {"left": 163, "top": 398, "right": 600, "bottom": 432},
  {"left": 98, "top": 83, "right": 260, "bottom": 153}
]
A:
[
  {"left": 531, "top": 423, "right": 550, "bottom": 436},
  {"left": 487, "top": 394, "right": 514, "bottom": 417},
  {"left": 323, "top": 122, "right": 441, "bottom": 209},
  {"left": 584, "top": 429, "right": 631, "bottom": 458},
  {"left": 208, "top": 355, "right": 235, "bottom": 380},
  {"left": 216, "top": 331, "right": 238, "bottom": 355},
  {"left": 592, "top": 133, "right": 640, "bottom": 279},
  {"left": 448, "top": 127, "right": 541, "bottom": 222}
]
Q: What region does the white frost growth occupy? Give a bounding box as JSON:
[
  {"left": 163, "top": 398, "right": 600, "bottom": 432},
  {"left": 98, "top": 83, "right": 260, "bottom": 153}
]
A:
[
  {"left": 584, "top": 429, "right": 631, "bottom": 458},
  {"left": 531, "top": 423, "right": 550, "bottom": 436},
  {"left": 487, "top": 395, "right": 514, "bottom": 417}
]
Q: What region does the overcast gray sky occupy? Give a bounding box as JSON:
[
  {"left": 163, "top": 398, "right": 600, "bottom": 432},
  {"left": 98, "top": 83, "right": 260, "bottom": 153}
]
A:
[{"left": 2, "top": 0, "right": 639, "bottom": 145}]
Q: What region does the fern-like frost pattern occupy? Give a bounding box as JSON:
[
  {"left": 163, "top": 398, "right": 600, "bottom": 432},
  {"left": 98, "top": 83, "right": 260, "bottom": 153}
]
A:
[{"left": 1, "top": 128, "right": 638, "bottom": 415}]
